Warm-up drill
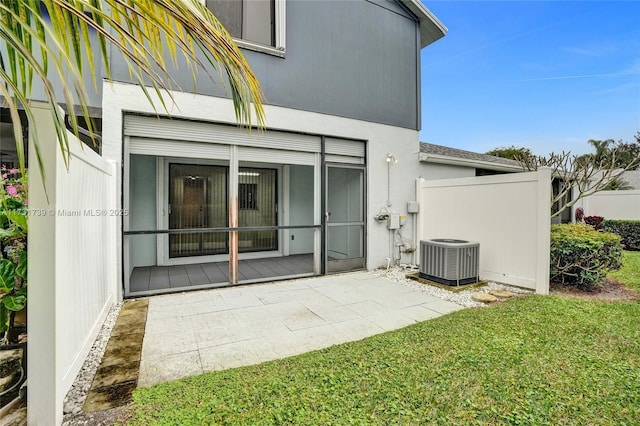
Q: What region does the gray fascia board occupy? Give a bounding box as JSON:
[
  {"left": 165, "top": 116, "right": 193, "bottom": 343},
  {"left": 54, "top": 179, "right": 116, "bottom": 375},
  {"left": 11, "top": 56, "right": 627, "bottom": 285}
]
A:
[
  {"left": 419, "top": 152, "right": 525, "bottom": 173},
  {"left": 402, "top": 0, "right": 448, "bottom": 47}
]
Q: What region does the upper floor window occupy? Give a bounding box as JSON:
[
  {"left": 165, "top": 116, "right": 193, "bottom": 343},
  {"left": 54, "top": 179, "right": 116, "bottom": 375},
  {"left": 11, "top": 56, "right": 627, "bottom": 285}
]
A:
[{"left": 205, "top": 0, "right": 286, "bottom": 57}]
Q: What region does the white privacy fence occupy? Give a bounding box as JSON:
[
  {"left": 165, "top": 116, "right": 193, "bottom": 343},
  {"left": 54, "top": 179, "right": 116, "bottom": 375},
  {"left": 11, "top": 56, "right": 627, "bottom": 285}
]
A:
[
  {"left": 417, "top": 169, "right": 551, "bottom": 294},
  {"left": 573, "top": 190, "right": 640, "bottom": 220},
  {"left": 28, "top": 104, "right": 118, "bottom": 425}
]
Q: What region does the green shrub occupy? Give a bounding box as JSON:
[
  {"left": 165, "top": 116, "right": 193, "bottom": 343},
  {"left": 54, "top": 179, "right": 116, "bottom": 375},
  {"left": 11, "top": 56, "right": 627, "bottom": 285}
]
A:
[
  {"left": 602, "top": 220, "right": 640, "bottom": 251},
  {"left": 550, "top": 223, "right": 623, "bottom": 289}
]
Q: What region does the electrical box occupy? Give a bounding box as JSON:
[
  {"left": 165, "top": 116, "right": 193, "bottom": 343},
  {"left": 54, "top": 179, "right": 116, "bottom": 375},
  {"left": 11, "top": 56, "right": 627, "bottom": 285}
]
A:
[
  {"left": 399, "top": 215, "right": 406, "bottom": 226},
  {"left": 407, "top": 201, "right": 420, "bottom": 213},
  {"left": 388, "top": 213, "right": 400, "bottom": 230}
]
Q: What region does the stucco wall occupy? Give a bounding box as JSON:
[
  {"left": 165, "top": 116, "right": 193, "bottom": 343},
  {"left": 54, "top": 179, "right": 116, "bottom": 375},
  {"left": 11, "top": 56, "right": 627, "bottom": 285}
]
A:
[
  {"left": 419, "top": 162, "right": 476, "bottom": 180},
  {"left": 129, "top": 155, "right": 157, "bottom": 270},
  {"left": 107, "top": 0, "right": 421, "bottom": 129},
  {"left": 619, "top": 170, "right": 640, "bottom": 189},
  {"left": 288, "top": 164, "right": 315, "bottom": 254}
]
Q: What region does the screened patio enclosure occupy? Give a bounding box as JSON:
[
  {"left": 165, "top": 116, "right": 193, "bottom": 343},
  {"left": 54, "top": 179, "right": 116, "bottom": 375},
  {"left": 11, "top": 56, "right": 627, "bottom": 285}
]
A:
[
  {"left": 123, "top": 115, "right": 366, "bottom": 297},
  {"left": 168, "top": 164, "right": 278, "bottom": 258}
]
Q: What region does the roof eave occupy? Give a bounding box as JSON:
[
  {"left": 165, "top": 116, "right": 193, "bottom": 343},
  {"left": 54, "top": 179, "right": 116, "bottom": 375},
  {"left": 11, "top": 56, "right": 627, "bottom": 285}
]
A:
[
  {"left": 419, "top": 152, "right": 524, "bottom": 173},
  {"left": 402, "top": 0, "right": 447, "bottom": 47}
]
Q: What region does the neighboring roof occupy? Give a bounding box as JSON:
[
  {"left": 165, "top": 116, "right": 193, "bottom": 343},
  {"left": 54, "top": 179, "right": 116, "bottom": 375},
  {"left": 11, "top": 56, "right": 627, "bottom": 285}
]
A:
[
  {"left": 420, "top": 142, "right": 524, "bottom": 172},
  {"left": 401, "top": 0, "right": 447, "bottom": 47}
]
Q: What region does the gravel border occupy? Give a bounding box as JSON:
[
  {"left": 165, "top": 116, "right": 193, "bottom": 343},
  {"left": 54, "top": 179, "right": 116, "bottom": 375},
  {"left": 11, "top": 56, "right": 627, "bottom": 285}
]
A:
[
  {"left": 371, "top": 265, "right": 532, "bottom": 307},
  {"left": 62, "top": 302, "right": 123, "bottom": 419}
]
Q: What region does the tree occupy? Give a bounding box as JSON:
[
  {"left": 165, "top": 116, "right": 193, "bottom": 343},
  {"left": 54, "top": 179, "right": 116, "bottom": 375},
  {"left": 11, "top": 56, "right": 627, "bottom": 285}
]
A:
[
  {"left": 519, "top": 136, "right": 640, "bottom": 219},
  {"left": 612, "top": 138, "right": 640, "bottom": 170},
  {"left": 577, "top": 137, "right": 640, "bottom": 170},
  {"left": 0, "top": 0, "right": 266, "bottom": 174},
  {"left": 486, "top": 145, "right": 533, "bottom": 162}
]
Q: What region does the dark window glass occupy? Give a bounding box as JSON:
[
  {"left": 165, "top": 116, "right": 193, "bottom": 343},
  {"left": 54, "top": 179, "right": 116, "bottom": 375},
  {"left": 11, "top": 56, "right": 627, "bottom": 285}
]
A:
[
  {"left": 239, "top": 183, "right": 257, "bottom": 209},
  {"left": 206, "top": 0, "right": 274, "bottom": 47},
  {"left": 206, "top": 0, "right": 242, "bottom": 39},
  {"left": 0, "top": 108, "right": 28, "bottom": 169},
  {"left": 168, "top": 164, "right": 278, "bottom": 257},
  {"left": 169, "top": 164, "right": 228, "bottom": 257}
]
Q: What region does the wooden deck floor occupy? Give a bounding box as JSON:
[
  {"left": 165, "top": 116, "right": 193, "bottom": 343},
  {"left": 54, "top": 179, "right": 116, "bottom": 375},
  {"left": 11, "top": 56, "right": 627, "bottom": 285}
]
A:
[{"left": 129, "top": 254, "right": 314, "bottom": 295}]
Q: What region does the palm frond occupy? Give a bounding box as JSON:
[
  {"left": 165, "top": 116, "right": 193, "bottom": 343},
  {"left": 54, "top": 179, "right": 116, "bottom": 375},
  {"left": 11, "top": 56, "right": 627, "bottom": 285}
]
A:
[{"left": 0, "top": 0, "right": 266, "bottom": 178}]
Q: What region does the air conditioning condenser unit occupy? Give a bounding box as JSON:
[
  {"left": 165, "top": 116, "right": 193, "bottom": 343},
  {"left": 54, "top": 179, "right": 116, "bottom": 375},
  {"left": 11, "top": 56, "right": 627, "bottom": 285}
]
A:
[{"left": 419, "top": 239, "right": 479, "bottom": 286}]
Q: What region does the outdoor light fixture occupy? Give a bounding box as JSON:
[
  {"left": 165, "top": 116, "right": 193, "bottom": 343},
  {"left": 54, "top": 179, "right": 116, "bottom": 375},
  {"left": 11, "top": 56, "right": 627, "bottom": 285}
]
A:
[{"left": 385, "top": 153, "right": 398, "bottom": 164}]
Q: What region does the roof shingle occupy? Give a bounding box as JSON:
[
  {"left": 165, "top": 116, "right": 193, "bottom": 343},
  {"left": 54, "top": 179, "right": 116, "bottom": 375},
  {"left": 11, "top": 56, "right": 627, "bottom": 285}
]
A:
[{"left": 420, "top": 142, "right": 522, "bottom": 169}]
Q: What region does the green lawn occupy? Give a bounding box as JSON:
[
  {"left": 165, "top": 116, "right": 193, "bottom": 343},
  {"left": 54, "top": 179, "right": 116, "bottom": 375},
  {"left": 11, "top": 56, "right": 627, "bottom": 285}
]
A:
[
  {"left": 608, "top": 250, "right": 640, "bottom": 292},
  {"left": 126, "top": 293, "right": 640, "bottom": 425}
]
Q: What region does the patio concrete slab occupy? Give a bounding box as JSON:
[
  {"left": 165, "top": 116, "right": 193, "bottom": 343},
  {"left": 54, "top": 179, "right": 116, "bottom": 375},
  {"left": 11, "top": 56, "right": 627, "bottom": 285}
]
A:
[
  {"left": 138, "top": 351, "right": 203, "bottom": 387},
  {"left": 138, "top": 271, "right": 464, "bottom": 388}
]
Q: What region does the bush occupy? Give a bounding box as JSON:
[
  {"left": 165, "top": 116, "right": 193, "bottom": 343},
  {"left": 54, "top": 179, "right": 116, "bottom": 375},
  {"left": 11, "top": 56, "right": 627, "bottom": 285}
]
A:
[
  {"left": 602, "top": 220, "right": 640, "bottom": 251},
  {"left": 550, "top": 223, "right": 623, "bottom": 289}
]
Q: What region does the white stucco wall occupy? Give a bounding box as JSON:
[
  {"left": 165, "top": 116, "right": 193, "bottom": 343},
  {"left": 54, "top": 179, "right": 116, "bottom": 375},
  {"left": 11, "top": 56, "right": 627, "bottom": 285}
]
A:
[
  {"left": 102, "top": 81, "right": 425, "bottom": 275},
  {"left": 419, "top": 162, "right": 476, "bottom": 181},
  {"left": 619, "top": 170, "right": 640, "bottom": 190},
  {"left": 288, "top": 165, "right": 315, "bottom": 254},
  {"left": 128, "top": 154, "right": 158, "bottom": 272}
]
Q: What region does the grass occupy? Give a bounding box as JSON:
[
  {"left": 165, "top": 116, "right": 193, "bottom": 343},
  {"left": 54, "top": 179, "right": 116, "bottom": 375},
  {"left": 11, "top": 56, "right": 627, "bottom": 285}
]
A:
[
  {"left": 126, "top": 294, "right": 640, "bottom": 425},
  {"left": 608, "top": 250, "right": 640, "bottom": 292}
]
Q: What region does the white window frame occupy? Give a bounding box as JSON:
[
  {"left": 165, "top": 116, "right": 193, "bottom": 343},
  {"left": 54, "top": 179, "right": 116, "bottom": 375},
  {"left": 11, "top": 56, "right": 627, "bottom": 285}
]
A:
[{"left": 198, "top": 0, "right": 286, "bottom": 57}]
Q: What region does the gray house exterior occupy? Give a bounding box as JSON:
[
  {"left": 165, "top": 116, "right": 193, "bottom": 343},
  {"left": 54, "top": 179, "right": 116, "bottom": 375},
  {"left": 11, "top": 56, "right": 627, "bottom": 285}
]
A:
[
  {"left": 419, "top": 142, "right": 523, "bottom": 180},
  {"left": 23, "top": 3, "right": 453, "bottom": 423},
  {"left": 110, "top": 0, "right": 431, "bottom": 130},
  {"left": 98, "top": 0, "right": 447, "bottom": 297}
]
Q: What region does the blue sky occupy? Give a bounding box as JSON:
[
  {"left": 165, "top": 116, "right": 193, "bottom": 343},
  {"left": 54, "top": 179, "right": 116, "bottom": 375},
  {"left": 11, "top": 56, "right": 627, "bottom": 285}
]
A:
[{"left": 419, "top": 1, "right": 640, "bottom": 156}]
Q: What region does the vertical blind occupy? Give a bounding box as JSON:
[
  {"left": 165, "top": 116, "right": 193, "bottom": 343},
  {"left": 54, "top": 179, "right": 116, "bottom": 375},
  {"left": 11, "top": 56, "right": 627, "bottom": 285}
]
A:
[
  {"left": 168, "top": 164, "right": 277, "bottom": 258},
  {"left": 169, "top": 164, "right": 228, "bottom": 257}
]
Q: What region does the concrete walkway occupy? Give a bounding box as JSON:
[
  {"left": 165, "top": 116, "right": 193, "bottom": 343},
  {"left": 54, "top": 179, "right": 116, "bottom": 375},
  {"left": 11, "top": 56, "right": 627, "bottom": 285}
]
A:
[{"left": 138, "top": 271, "right": 463, "bottom": 387}]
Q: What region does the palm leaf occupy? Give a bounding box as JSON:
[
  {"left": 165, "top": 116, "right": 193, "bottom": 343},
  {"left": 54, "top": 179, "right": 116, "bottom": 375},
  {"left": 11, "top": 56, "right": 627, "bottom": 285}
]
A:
[
  {"left": 0, "top": 1, "right": 92, "bottom": 171},
  {"left": 0, "top": 0, "right": 265, "bottom": 179}
]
